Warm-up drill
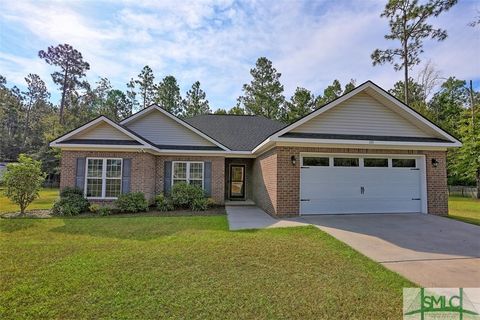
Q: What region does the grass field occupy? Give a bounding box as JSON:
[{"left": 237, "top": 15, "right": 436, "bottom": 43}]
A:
[
  {"left": 0, "top": 216, "right": 413, "bottom": 319},
  {"left": 0, "top": 188, "right": 59, "bottom": 214},
  {"left": 448, "top": 196, "right": 480, "bottom": 225}
]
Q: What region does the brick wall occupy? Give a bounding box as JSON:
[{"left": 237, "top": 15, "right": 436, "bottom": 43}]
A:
[
  {"left": 155, "top": 155, "right": 225, "bottom": 205},
  {"left": 60, "top": 151, "right": 225, "bottom": 205},
  {"left": 255, "top": 146, "right": 448, "bottom": 217},
  {"left": 251, "top": 148, "right": 277, "bottom": 215},
  {"left": 424, "top": 151, "right": 448, "bottom": 215},
  {"left": 60, "top": 150, "right": 157, "bottom": 202}
]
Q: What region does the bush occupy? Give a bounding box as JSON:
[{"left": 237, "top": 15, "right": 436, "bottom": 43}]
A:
[
  {"left": 171, "top": 183, "right": 205, "bottom": 209},
  {"left": 60, "top": 187, "right": 84, "bottom": 198},
  {"left": 155, "top": 193, "right": 174, "bottom": 212},
  {"left": 115, "top": 192, "right": 148, "bottom": 213},
  {"left": 3, "top": 154, "right": 46, "bottom": 215},
  {"left": 191, "top": 198, "right": 209, "bottom": 211},
  {"left": 97, "top": 206, "right": 112, "bottom": 216},
  {"left": 89, "top": 203, "right": 112, "bottom": 216},
  {"left": 89, "top": 203, "right": 100, "bottom": 213},
  {"left": 51, "top": 193, "right": 89, "bottom": 216}
]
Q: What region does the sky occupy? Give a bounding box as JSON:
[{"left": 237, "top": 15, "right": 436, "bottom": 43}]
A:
[{"left": 0, "top": 0, "right": 479, "bottom": 110}]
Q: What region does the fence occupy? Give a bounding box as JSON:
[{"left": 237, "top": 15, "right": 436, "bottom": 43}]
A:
[{"left": 448, "top": 186, "right": 478, "bottom": 198}]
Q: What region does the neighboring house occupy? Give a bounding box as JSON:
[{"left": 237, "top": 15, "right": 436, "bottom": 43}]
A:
[{"left": 50, "top": 81, "right": 461, "bottom": 216}]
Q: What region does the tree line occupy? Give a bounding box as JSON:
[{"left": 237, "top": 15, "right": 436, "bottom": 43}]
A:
[{"left": 0, "top": 0, "right": 478, "bottom": 195}]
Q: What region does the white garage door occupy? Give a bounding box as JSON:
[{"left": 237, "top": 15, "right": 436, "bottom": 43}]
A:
[{"left": 300, "top": 155, "right": 424, "bottom": 214}]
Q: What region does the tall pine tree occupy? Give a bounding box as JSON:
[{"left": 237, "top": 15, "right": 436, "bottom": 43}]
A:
[
  {"left": 238, "top": 57, "right": 285, "bottom": 120},
  {"left": 182, "top": 81, "right": 210, "bottom": 118},
  {"left": 155, "top": 75, "right": 182, "bottom": 116},
  {"left": 281, "top": 87, "right": 315, "bottom": 123}
]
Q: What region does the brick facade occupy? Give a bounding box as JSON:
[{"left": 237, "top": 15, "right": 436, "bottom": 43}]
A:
[
  {"left": 155, "top": 155, "right": 225, "bottom": 205},
  {"left": 60, "top": 150, "right": 157, "bottom": 202},
  {"left": 61, "top": 147, "right": 448, "bottom": 215},
  {"left": 251, "top": 148, "right": 277, "bottom": 215},
  {"left": 60, "top": 151, "right": 225, "bottom": 205},
  {"left": 253, "top": 146, "right": 448, "bottom": 217}
]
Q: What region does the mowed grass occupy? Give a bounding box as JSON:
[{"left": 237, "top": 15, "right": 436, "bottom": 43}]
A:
[
  {"left": 0, "top": 188, "right": 59, "bottom": 214},
  {"left": 448, "top": 196, "right": 480, "bottom": 225},
  {"left": 0, "top": 216, "right": 413, "bottom": 319}
]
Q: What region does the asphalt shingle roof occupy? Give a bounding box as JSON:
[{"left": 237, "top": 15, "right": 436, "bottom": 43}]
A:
[{"left": 185, "top": 115, "right": 286, "bottom": 151}]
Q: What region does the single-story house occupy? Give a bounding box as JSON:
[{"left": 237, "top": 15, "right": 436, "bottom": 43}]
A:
[{"left": 50, "top": 81, "right": 461, "bottom": 216}]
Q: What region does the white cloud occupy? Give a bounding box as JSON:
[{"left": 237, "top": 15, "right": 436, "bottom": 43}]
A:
[{"left": 0, "top": 0, "right": 478, "bottom": 109}]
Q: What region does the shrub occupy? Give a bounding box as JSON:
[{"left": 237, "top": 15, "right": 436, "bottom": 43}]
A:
[
  {"left": 89, "top": 203, "right": 100, "bottom": 213},
  {"left": 191, "top": 198, "right": 209, "bottom": 211},
  {"left": 51, "top": 193, "right": 89, "bottom": 216},
  {"left": 60, "top": 187, "right": 84, "bottom": 198},
  {"left": 3, "top": 154, "right": 46, "bottom": 215},
  {"left": 97, "top": 206, "right": 112, "bottom": 216},
  {"left": 89, "top": 203, "right": 112, "bottom": 216},
  {"left": 155, "top": 193, "right": 174, "bottom": 212},
  {"left": 115, "top": 192, "right": 148, "bottom": 213},
  {"left": 170, "top": 183, "right": 205, "bottom": 209}
]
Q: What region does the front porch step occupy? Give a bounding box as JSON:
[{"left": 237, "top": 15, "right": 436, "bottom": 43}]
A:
[{"left": 225, "top": 199, "right": 256, "bottom": 206}]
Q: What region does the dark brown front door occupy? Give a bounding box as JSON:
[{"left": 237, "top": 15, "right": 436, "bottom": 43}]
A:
[{"left": 229, "top": 165, "right": 245, "bottom": 199}]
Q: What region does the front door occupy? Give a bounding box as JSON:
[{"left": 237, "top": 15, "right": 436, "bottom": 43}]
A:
[{"left": 229, "top": 165, "right": 245, "bottom": 199}]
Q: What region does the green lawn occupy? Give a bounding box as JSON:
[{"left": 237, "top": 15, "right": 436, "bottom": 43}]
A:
[
  {"left": 448, "top": 196, "right": 480, "bottom": 225},
  {"left": 0, "top": 216, "right": 413, "bottom": 319},
  {"left": 0, "top": 187, "right": 59, "bottom": 214}
]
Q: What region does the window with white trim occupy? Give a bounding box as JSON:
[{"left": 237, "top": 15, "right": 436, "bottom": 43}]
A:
[
  {"left": 172, "top": 161, "right": 204, "bottom": 188},
  {"left": 85, "top": 158, "right": 122, "bottom": 198}
]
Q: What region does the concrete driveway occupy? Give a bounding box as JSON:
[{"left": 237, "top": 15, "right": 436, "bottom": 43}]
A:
[{"left": 298, "top": 213, "right": 480, "bottom": 288}]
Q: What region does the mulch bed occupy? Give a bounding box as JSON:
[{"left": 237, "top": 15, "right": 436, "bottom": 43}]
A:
[
  {"left": 2, "top": 207, "right": 225, "bottom": 219},
  {"left": 2, "top": 210, "right": 52, "bottom": 219}
]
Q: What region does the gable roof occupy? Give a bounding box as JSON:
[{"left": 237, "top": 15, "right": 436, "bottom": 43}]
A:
[
  {"left": 253, "top": 80, "right": 462, "bottom": 152},
  {"left": 50, "top": 116, "right": 152, "bottom": 148},
  {"left": 185, "top": 114, "right": 286, "bottom": 151},
  {"left": 120, "top": 105, "right": 231, "bottom": 151}
]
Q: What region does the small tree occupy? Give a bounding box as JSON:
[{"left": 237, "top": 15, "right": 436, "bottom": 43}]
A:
[{"left": 3, "top": 154, "right": 46, "bottom": 215}]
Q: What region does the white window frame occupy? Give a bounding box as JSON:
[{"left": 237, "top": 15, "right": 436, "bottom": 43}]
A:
[
  {"left": 172, "top": 161, "right": 205, "bottom": 189},
  {"left": 85, "top": 157, "right": 123, "bottom": 199}
]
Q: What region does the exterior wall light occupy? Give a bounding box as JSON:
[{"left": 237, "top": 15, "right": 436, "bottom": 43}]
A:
[
  {"left": 431, "top": 158, "right": 439, "bottom": 167},
  {"left": 291, "top": 155, "right": 297, "bottom": 166}
]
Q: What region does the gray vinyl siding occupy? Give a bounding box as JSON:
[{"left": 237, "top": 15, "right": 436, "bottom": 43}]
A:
[
  {"left": 292, "top": 92, "right": 431, "bottom": 137},
  {"left": 73, "top": 122, "right": 134, "bottom": 140},
  {"left": 126, "top": 111, "right": 216, "bottom": 146}
]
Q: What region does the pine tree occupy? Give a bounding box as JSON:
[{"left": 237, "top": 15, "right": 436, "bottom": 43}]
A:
[
  {"left": 182, "top": 81, "right": 210, "bottom": 118},
  {"left": 281, "top": 87, "right": 315, "bottom": 123},
  {"left": 238, "top": 57, "right": 285, "bottom": 120},
  {"left": 155, "top": 75, "right": 182, "bottom": 116}
]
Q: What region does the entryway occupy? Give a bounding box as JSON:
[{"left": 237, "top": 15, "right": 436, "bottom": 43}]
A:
[{"left": 225, "top": 158, "right": 253, "bottom": 202}]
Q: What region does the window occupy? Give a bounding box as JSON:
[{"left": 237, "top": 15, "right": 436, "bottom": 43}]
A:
[
  {"left": 303, "top": 157, "right": 329, "bottom": 166},
  {"left": 334, "top": 158, "right": 359, "bottom": 167},
  {"left": 172, "top": 162, "right": 204, "bottom": 188},
  {"left": 86, "top": 158, "right": 122, "bottom": 198},
  {"left": 392, "top": 159, "right": 416, "bottom": 168},
  {"left": 364, "top": 158, "right": 388, "bottom": 167}
]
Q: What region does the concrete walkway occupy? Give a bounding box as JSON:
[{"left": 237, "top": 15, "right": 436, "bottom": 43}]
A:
[
  {"left": 226, "top": 206, "right": 307, "bottom": 230},
  {"left": 299, "top": 213, "right": 480, "bottom": 288}
]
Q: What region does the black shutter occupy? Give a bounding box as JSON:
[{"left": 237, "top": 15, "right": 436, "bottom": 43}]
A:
[
  {"left": 122, "top": 158, "right": 132, "bottom": 193},
  {"left": 164, "top": 161, "right": 172, "bottom": 195},
  {"left": 204, "top": 161, "right": 212, "bottom": 197},
  {"left": 75, "top": 157, "right": 86, "bottom": 191}
]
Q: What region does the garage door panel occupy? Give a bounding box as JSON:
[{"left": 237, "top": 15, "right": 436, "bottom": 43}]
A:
[{"left": 299, "top": 156, "right": 423, "bottom": 215}]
